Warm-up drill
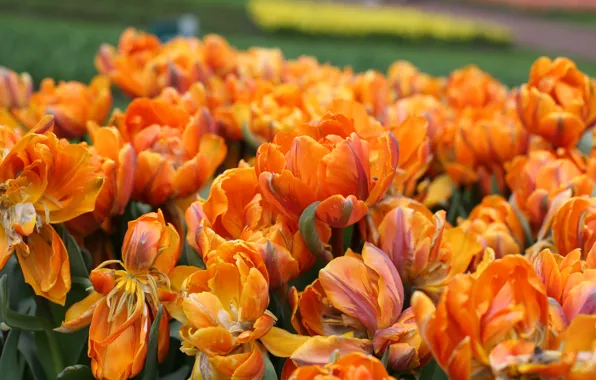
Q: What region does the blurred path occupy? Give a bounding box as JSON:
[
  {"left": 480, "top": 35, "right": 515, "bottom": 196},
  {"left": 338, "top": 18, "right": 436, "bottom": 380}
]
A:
[{"left": 403, "top": 1, "right": 596, "bottom": 60}]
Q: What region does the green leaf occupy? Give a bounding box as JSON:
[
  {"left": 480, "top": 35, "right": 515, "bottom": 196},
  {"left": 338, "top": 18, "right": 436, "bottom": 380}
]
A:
[
  {"left": 55, "top": 224, "right": 90, "bottom": 278},
  {"left": 183, "top": 240, "right": 205, "bottom": 269},
  {"left": 578, "top": 130, "right": 593, "bottom": 155},
  {"left": 19, "top": 332, "right": 48, "bottom": 380},
  {"left": 0, "top": 275, "right": 52, "bottom": 331},
  {"left": 262, "top": 352, "right": 278, "bottom": 380},
  {"left": 298, "top": 202, "right": 332, "bottom": 261},
  {"left": 0, "top": 329, "right": 25, "bottom": 379},
  {"left": 57, "top": 365, "right": 93, "bottom": 380},
  {"left": 380, "top": 344, "right": 391, "bottom": 367},
  {"left": 242, "top": 120, "right": 265, "bottom": 150},
  {"left": 342, "top": 225, "right": 353, "bottom": 250},
  {"left": 142, "top": 306, "right": 164, "bottom": 380},
  {"left": 419, "top": 359, "right": 448, "bottom": 380},
  {"left": 447, "top": 186, "right": 462, "bottom": 225}
]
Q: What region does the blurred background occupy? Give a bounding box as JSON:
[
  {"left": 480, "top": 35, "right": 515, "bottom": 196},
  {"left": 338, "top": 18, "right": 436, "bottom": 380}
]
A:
[{"left": 1, "top": 0, "right": 596, "bottom": 88}]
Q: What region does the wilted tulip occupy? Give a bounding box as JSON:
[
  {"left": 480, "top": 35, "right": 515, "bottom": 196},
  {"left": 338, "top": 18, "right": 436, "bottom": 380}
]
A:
[
  {"left": 0, "top": 66, "right": 32, "bottom": 108},
  {"left": 412, "top": 255, "right": 550, "bottom": 379},
  {"left": 0, "top": 116, "right": 104, "bottom": 304},
  {"left": 115, "top": 97, "right": 226, "bottom": 206},
  {"left": 14, "top": 76, "right": 112, "bottom": 138},
  {"left": 518, "top": 57, "right": 596, "bottom": 148},
  {"left": 57, "top": 211, "right": 180, "bottom": 380},
  {"left": 458, "top": 195, "right": 525, "bottom": 260}
]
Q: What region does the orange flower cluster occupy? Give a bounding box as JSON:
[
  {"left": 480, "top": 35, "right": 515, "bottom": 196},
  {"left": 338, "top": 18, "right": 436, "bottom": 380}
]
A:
[{"left": 2, "top": 29, "right": 596, "bottom": 380}]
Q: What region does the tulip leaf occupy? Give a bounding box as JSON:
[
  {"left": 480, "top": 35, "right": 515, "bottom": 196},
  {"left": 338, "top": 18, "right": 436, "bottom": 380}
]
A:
[
  {"left": 298, "top": 202, "right": 332, "bottom": 261},
  {"left": 0, "top": 329, "right": 25, "bottom": 380},
  {"left": 57, "top": 365, "right": 93, "bottom": 380},
  {"left": 419, "top": 359, "right": 448, "bottom": 380},
  {"left": 142, "top": 305, "right": 164, "bottom": 380},
  {"left": 160, "top": 365, "right": 191, "bottom": 380},
  {"left": 19, "top": 332, "right": 48, "bottom": 380},
  {"left": 380, "top": 344, "right": 391, "bottom": 367},
  {"left": 446, "top": 186, "right": 462, "bottom": 225},
  {"left": 0, "top": 275, "right": 52, "bottom": 331},
  {"left": 56, "top": 224, "right": 90, "bottom": 278},
  {"left": 577, "top": 130, "right": 593, "bottom": 155},
  {"left": 242, "top": 120, "right": 265, "bottom": 151},
  {"left": 262, "top": 352, "right": 278, "bottom": 380}
]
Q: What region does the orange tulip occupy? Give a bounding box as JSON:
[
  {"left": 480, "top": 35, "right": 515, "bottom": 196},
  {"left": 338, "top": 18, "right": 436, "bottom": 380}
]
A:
[
  {"left": 387, "top": 61, "right": 445, "bottom": 100},
  {"left": 386, "top": 116, "right": 432, "bottom": 198},
  {"left": 0, "top": 66, "right": 32, "bottom": 108},
  {"left": 13, "top": 76, "right": 112, "bottom": 138},
  {"left": 96, "top": 28, "right": 164, "bottom": 97},
  {"left": 116, "top": 97, "right": 226, "bottom": 206},
  {"left": 237, "top": 47, "right": 285, "bottom": 83},
  {"left": 174, "top": 246, "right": 275, "bottom": 380},
  {"left": 352, "top": 70, "right": 388, "bottom": 120},
  {"left": 0, "top": 117, "right": 104, "bottom": 304},
  {"left": 518, "top": 57, "right": 596, "bottom": 148},
  {"left": 378, "top": 205, "right": 483, "bottom": 299},
  {"left": 185, "top": 167, "right": 324, "bottom": 288},
  {"left": 385, "top": 95, "right": 450, "bottom": 150},
  {"left": 57, "top": 210, "right": 180, "bottom": 380},
  {"left": 530, "top": 248, "right": 596, "bottom": 323},
  {"left": 288, "top": 352, "right": 396, "bottom": 380},
  {"left": 66, "top": 124, "right": 136, "bottom": 237},
  {"left": 287, "top": 244, "right": 427, "bottom": 372},
  {"left": 412, "top": 255, "right": 550, "bottom": 380},
  {"left": 488, "top": 315, "right": 596, "bottom": 379},
  {"left": 446, "top": 65, "right": 507, "bottom": 109},
  {"left": 458, "top": 195, "right": 525, "bottom": 259},
  {"left": 0, "top": 124, "right": 22, "bottom": 152},
  {"left": 549, "top": 196, "right": 596, "bottom": 265},
  {"left": 256, "top": 115, "right": 398, "bottom": 228},
  {"left": 506, "top": 149, "right": 594, "bottom": 233},
  {"left": 438, "top": 107, "right": 528, "bottom": 194}
]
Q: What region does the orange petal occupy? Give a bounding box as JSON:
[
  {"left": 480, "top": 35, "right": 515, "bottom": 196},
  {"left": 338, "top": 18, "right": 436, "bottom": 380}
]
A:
[{"left": 316, "top": 194, "right": 368, "bottom": 228}]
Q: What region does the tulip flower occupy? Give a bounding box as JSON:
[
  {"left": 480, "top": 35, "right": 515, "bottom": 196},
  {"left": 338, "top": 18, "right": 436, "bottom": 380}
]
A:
[
  {"left": 257, "top": 112, "right": 398, "bottom": 228},
  {"left": 385, "top": 95, "right": 450, "bottom": 150},
  {"left": 549, "top": 196, "right": 596, "bottom": 265},
  {"left": 174, "top": 245, "right": 275, "bottom": 380},
  {"left": 446, "top": 65, "right": 507, "bottom": 109},
  {"left": 412, "top": 255, "right": 551, "bottom": 379},
  {"left": 387, "top": 61, "right": 445, "bottom": 100},
  {"left": 530, "top": 248, "right": 595, "bottom": 323},
  {"left": 115, "top": 97, "right": 226, "bottom": 206},
  {"left": 506, "top": 149, "right": 594, "bottom": 234},
  {"left": 518, "top": 57, "right": 596, "bottom": 148},
  {"left": 287, "top": 243, "right": 428, "bottom": 372},
  {"left": 185, "top": 167, "right": 325, "bottom": 288},
  {"left": 95, "top": 27, "right": 164, "bottom": 98},
  {"left": 0, "top": 66, "right": 32, "bottom": 108},
  {"left": 352, "top": 70, "right": 388, "bottom": 120},
  {"left": 488, "top": 315, "right": 596, "bottom": 379},
  {"left": 438, "top": 107, "right": 528, "bottom": 194},
  {"left": 237, "top": 47, "right": 285, "bottom": 83},
  {"left": 287, "top": 352, "right": 396, "bottom": 380},
  {"left": 66, "top": 124, "right": 136, "bottom": 237},
  {"left": 378, "top": 204, "right": 483, "bottom": 299},
  {"left": 57, "top": 210, "right": 180, "bottom": 380},
  {"left": 458, "top": 195, "right": 525, "bottom": 260},
  {"left": 386, "top": 116, "right": 432, "bottom": 198},
  {"left": 0, "top": 116, "right": 104, "bottom": 304},
  {"left": 13, "top": 76, "right": 112, "bottom": 138}
]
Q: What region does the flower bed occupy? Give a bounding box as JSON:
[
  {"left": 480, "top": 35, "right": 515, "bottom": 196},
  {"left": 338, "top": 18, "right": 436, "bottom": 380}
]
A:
[{"left": 0, "top": 28, "right": 595, "bottom": 380}]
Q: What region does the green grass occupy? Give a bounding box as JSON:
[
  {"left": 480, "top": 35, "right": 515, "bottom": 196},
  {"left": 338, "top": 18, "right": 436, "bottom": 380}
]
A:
[{"left": 1, "top": 13, "right": 596, "bottom": 88}]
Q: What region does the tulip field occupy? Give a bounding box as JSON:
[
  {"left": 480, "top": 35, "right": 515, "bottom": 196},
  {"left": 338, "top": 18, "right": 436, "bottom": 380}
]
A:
[{"left": 1, "top": 24, "right": 596, "bottom": 380}]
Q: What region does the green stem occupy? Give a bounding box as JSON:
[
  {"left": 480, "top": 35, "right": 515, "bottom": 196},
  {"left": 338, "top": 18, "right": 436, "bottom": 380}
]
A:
[
  {"left": 38, "top": 299, "right": 65, "bottom": 376},
  {"left": 331, "top": 228, "right": 344, "bottom": 258},
  {"left": 447, "top": 187, "right": 462, "bottom": 225}
]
